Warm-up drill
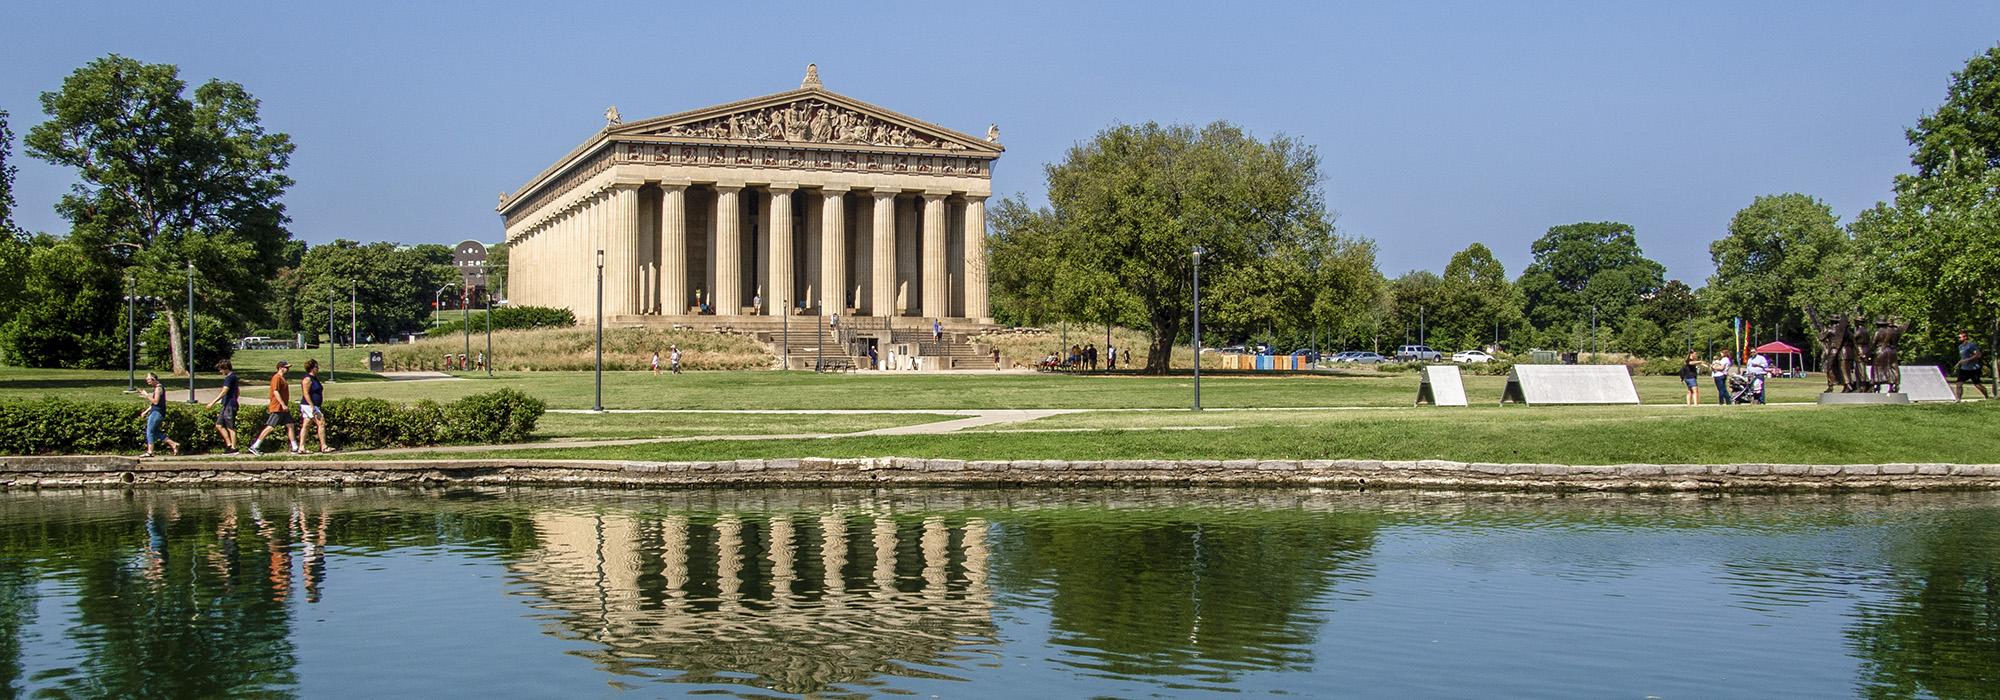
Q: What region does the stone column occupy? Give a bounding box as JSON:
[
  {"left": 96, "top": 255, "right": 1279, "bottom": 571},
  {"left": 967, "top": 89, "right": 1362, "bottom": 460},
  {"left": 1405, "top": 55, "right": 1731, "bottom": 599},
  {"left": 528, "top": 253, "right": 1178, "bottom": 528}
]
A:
[
  {"left": 766, "top": 185, "right": 795, "bottom": 315},
  {"left": 659, "top": 182, "right": 688, "bottom": 315},
  {"left": 963, "top": 195, "right": 989, "bottom": 320},
  {"left": 921, "top": 191, "right": 948, "bottom": 319},
  {"left": 870, "top": 191, "right": 897, "bottom": 317},
  {"left": 713, "top": 185, "right": 742, "bottom": 315},
  {"left": 896, "top": 196, "right": 916, "bottom": 314},
  {"left": 608, "top": 184, "right": 639, "bottom": 316},
  {"left": 803, "top": 194, "right": 822, "bottom": 311},
  {"left": 819, "top": 187, "right": 848, "bottom": 314}
]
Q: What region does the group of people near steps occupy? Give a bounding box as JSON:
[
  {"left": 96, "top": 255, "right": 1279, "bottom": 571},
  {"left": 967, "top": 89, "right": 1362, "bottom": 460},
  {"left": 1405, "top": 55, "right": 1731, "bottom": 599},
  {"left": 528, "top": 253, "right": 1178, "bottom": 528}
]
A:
[{"left": 136, "top": 359, "right": 333, "bottom": 457}]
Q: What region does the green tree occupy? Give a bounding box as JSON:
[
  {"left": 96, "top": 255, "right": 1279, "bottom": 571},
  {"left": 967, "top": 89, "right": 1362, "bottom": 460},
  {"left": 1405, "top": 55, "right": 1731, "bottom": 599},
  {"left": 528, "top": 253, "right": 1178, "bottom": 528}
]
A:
[
  {"left": 0, "top": 110, "right": 16, "bottom": 238},
  {"left": 1907, "top": 45, "right": 2000, "bottom": 178},
  {"left": 1847, "top": 46, "right": 2000, "bottom": 361},
  {"left": 25, "top": 55, "right": 294, "bottom": 375},
  {"left": 1517, "top": 221, "right": 1665, "bottom": 348},
  {"left": 1706, "top": 194, "right": 1847, "bottom": 343},
  {"left": 1433, "top": 243, "right": 1521, "bottom": 351},
  {"left": 1386, "top": 270, "right": 1444, "bottom": 348},
  {"left": 990, "top": 122, "right": 1353, "bottom": 372},
  {"left": 0, "top": 239, "right": 123, "bottom": 368},
  {"left": 294, "top": 240, "right": 455, "bottom": 343}
]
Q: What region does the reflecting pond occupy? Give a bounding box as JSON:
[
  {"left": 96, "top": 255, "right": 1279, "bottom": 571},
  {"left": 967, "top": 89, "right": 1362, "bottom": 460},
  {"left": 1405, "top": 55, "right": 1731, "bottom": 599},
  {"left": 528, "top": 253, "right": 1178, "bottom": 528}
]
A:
[{"left": 1, "top": 487, "right": 1996, "bottom": 698}]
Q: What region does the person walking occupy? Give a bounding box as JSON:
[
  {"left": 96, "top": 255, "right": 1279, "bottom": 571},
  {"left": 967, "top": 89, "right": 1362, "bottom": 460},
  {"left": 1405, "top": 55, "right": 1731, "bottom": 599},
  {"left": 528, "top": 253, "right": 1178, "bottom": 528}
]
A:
[
  {"left": 1711, "top": 350, "right": 1734, "bottom": 405},
  {"left": 1954, "top": 330, "right": 1991, "bottom": 399},
  {"left": 204, "top": 360, "right": 241, "bottom": 453},
  {"left": 136, "top": 372, "right": 181, "bottom": 457},
  {"left": 1680, "top": 351, "right": 1703, "bottom": 406},
  {"left": 1107, "top": 345, "right": 1117, "bottom": 371},
  {"left": 1746, "top": 352, "right": 1771, "bottom": 404},
  {"left": 299, "top": 359, "right": 333, "bottom": 453},
  {"left": 931, "top": 319, "right": 943, "bottom": 349},
  {"left": 669, "top": 344, "right": 683, "bottom": 374},
  {"left": 651, "top": 350, "right": 662, "bottom": 376},
  {"left": 247, "top": 361, "right": 297, "bottom": 456}
]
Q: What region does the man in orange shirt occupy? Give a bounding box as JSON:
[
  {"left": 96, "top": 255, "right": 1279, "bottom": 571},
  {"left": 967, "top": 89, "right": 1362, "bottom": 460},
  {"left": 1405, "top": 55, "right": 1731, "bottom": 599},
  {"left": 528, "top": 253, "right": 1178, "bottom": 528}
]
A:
[{"left": 246, "top": 361, "right": 298, "bottom": 455}]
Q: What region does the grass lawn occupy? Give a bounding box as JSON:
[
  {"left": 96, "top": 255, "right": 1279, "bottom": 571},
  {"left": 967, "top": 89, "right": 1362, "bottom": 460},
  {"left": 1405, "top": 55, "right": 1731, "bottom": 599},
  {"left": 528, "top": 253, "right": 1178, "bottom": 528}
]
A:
[
  {"left": 533, "top": 411, "right": 958, "bottom": 440},
  {"left": 0, "top": 364, "right": 1845, "bottom": 409},
  {"left": 408, "top": 401, "right": 2000, "bottom": 465}
]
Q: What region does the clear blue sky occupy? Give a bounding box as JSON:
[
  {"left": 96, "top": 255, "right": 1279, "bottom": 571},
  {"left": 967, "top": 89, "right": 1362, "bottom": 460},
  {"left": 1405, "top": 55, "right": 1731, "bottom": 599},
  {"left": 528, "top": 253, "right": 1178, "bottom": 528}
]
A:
[{"left": 4, "top": 1, "right": 1996, "bottom": 284}]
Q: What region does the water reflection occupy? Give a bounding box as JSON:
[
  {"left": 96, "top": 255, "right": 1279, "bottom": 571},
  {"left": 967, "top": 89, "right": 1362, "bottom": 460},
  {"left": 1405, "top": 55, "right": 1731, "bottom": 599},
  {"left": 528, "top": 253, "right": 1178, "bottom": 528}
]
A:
[
  {"left": 0, "top": 488, "right": 1996, "bottom": 697},
  {"left": 512, "top": 508, "right": 997, "bottom": 694}
]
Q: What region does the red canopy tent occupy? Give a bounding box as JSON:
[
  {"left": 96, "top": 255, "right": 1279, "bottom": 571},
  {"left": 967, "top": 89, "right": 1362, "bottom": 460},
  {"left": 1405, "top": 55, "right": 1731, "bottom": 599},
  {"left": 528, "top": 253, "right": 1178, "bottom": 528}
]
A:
[{"left": 1750, "top": 340, "right": 1805, "bottom": 377}]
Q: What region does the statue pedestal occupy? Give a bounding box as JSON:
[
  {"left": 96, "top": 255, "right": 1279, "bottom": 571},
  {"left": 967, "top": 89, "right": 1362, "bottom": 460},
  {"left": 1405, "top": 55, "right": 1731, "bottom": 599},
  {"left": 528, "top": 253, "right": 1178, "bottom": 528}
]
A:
[{"left": 1817, "top": 392, "right": 1911, "bottom": 405}]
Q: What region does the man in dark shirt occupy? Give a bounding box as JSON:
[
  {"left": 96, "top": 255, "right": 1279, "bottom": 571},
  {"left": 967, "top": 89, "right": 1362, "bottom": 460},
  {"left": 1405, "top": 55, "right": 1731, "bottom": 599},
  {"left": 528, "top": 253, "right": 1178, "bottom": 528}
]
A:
[
  {"left": 203, "top": 361, "right": 242, "bottom": 453},
  {"left": 1955, "top": 331, "right": 1991, "bottom": 399}
]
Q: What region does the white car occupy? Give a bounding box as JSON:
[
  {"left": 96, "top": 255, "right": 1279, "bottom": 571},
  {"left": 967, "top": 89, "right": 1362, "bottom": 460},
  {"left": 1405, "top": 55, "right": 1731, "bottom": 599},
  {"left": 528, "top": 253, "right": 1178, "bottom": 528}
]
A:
[{"left": 1451, "top": 350, "right": 1494, "bottom": 364}]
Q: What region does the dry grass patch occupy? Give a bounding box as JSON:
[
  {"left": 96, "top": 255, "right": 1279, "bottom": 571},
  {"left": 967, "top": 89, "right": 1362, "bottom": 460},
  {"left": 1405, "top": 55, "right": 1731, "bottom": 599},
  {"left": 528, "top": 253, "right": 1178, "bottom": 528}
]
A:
[{"left": 382, "top": 327, "right": 774, "bottom": 372}]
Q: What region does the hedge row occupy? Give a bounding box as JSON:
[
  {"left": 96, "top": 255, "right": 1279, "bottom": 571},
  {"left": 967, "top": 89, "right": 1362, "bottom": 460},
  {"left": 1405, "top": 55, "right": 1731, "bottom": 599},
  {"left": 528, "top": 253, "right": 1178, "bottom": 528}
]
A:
[{"left": 0, "top": 389, "right": 545, "bottom": 455}]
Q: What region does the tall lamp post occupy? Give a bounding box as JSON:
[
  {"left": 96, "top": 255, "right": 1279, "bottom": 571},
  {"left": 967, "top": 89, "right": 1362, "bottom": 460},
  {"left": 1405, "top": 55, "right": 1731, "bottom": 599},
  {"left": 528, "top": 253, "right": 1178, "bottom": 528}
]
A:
[
  {"left": 484, "top": 289, "right": 493, "bottom": 378},
  {"left": 123, "top": 271, "right": 137, "bottom": 393},
  {"left": 461, "top": 286, "right": 471, "bottom": 368},
  {"left": 433, "top": 284, "right": 452, "bottom": 329},
  {"left": 327, "top": 287, "right": 336, "bottom": 382},
  {"left": 349, "top": 281, "right": 357, "bottom": 348},
  {"left": 1192, "top": 245, "right": 1206, "bottom": 411},
  {"left": 594, "top": 249, "right": 604, "bottom": 412},
  {"left": 185, "top": 261, "right": 197, "bottom": 403}
]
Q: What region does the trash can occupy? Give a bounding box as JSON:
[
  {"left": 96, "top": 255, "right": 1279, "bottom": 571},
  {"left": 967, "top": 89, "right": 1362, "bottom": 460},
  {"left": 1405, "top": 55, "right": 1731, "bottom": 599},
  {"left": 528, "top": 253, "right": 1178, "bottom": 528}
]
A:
[{"left": 368, "top": 351, "right": 384, "bottom": 372}]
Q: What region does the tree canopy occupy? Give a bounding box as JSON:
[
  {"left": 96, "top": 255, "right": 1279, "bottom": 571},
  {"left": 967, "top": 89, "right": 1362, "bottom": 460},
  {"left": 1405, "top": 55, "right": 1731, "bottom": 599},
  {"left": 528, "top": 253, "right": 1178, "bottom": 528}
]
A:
[
  {"left": 24, "top": 55, "right": 294, "bottom": 372},
  {"left": 1706, "top": 194, "right": 1847, "bottom": 340},
  {"left": 989, "top": 121, "right": 1368, "bottom": 370},
  {"left": 1517, "top": 221, "right": 1665, "bottom": 348}
]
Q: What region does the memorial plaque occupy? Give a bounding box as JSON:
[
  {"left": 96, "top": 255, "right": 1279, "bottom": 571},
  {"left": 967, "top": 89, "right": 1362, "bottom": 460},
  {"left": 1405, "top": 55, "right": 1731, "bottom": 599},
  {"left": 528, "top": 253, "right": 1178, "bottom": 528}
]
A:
[
  {"left": 1417, "top": 365, "right": 1468, "bottom": 406},
  {"left": 1898, "top": 365, "right": 1957, "bottom": 402},
  {"left": 1500, "top": 365, "right": 1640, "bottom": 405}
]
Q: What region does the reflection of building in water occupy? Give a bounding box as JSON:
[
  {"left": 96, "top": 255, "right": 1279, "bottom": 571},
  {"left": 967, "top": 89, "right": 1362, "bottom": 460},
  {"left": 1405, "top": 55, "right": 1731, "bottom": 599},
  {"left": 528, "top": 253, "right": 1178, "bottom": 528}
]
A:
[{"left": 512, "top": 510, "right": 995, "bottom": 694}]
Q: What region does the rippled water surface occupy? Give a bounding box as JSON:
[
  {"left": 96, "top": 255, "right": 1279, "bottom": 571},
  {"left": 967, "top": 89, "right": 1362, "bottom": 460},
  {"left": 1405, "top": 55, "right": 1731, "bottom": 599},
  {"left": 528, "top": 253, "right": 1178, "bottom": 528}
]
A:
[{"left": 1, "top": 487, "right": 1997, "bottom": 698}]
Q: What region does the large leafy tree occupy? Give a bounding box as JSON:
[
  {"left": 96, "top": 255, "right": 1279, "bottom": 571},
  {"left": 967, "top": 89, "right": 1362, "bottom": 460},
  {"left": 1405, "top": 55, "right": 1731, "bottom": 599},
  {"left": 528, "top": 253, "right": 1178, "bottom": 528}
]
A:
[
  {"left": 990, "top": 121, "right": 1354, "bottom": 372},
  {"left": 1846, "top": 46, "right": 2000, "bottom": 361},
  {"left": 1433, "top": 243, "right": 1521, "bottom": 351},
  {"left": 1517, "top": 221, "right": 1665, "bottom": 347},
  {"left": 1385, "top": 270, "right": 1444, "bottom": 348},
  {"left": 1706, "top": 194, "right": 1847, "bottom": 343},
  {"left": 293, "top": 240, "right": 456, "bottom": 343},
  {"left": 25, "top": 55, "right": 294, "bottom": 375},
  {"left": 0, "top": 238, "right": 123, "bottom": 368},
  {"left": 1908, "top": 45, "right": 2000, "bottom": 178}
]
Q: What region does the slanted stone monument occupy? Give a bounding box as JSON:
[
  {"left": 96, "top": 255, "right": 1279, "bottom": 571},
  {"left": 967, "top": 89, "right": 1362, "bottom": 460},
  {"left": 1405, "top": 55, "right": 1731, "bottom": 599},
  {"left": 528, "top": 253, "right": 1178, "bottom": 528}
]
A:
[
  {"left": 1416, "top": 365, "right": 1468, "bottom": 406},
  {"left": 1500, "top": 365, "right": 1640, "bottom": 405},
  {"left": 1898, "top": 365, "right": 1957, "bottom": 402}
]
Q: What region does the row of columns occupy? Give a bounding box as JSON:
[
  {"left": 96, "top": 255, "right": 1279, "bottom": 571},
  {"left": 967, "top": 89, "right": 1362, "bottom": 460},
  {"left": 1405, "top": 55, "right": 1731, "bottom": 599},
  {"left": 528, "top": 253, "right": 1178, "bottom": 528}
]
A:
[{"left": 512, "top": 181, "right": 988, "bottom": 320}]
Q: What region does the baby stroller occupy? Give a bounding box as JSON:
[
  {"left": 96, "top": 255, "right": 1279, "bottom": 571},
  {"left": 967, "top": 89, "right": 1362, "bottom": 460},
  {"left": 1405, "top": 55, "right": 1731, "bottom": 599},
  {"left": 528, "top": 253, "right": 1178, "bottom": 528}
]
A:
[{"left": 1726, "top": 373, "right": 1761, "bottom": 405}]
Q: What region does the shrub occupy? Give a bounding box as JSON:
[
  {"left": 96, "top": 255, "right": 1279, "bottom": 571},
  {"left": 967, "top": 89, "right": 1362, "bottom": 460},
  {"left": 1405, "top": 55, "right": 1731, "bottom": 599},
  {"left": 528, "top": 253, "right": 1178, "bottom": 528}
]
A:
[
  {"left": 429, "top": 306, "right": 576, "bottom": 337},
  {"left": 0, "top": 389, "right": 545, "bottom": 455}
]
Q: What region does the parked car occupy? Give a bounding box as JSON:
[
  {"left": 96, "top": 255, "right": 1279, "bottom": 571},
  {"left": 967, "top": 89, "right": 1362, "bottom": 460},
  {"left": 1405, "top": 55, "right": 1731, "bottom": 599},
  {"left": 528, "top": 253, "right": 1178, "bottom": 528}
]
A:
[
  {"left": 1340, "top": 351, "right": 1388, "bottom": 364},
  {"left": 1393, "top": 344, "right": 1442, "bottom": 362},
  {"left": 1289, "top": 348, "right": 1321, "bottom": 362},
  {"left": 1451, "top": 350, "right": 1494, "bottom": 364},
  {"left": 1216, "top": 345, "right": 1248, "bottom": 355}
]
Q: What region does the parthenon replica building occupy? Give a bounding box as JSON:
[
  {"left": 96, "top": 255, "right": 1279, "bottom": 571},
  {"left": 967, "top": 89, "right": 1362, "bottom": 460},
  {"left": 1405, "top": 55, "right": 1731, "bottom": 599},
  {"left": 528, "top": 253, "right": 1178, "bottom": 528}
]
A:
[{"left": 500, "top": 65, "right": 1001, "bottom": 326}]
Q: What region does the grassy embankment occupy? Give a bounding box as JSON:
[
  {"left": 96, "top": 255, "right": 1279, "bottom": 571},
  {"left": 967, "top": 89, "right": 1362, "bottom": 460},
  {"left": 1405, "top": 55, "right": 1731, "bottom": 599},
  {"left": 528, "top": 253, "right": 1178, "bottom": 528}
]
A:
[{"left": 421, "top": 401, "right": 2000, "bottom": 466}]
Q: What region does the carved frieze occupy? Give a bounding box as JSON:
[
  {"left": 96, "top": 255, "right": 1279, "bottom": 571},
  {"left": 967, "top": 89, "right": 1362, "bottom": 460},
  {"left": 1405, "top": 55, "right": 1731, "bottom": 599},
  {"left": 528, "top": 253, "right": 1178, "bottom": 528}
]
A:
[
  {"left": 612, "top": 143, "right": 989, "bottom": 178},
  {"left": 647, "top": 98, "right": 968, "bottom": 151}
]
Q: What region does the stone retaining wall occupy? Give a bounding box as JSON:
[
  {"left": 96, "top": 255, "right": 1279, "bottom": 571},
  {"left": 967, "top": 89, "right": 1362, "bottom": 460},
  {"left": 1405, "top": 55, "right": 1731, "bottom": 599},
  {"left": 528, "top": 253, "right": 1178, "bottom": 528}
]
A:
[{"left": 5, "top": 455, "right": 2000, "bottom": 492}]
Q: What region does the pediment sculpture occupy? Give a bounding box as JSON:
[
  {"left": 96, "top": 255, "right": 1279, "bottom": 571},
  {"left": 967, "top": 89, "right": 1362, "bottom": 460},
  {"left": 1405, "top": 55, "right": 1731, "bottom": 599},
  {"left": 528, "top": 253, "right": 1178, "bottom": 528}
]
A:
[{"left": 651, "top": 99, "right": 967, "bottom": 151}]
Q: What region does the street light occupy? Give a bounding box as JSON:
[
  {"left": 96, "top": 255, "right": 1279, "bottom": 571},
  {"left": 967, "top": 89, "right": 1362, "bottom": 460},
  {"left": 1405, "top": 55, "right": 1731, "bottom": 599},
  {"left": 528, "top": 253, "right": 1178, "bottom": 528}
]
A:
[
  {"left": 123, "top": 271, "right": 137, "bottom": 393},
  {"left": 185, "top": 261, "right": 196, "bottom": 403},
  {"left": 1192, "top": 245, "right": 1207, "bottom": 411},
  {"left": 484, "top": 288, "right": 493, "bottom": 378},
  {"left": 327, "top": 286, "right": 336, "bottom": 382},
  {"left": 433, "top": 284, "right": 455, "bottom": 330},
  {"left": 594, "top": 249, "right": 604, "bottom": 412},
  {"left": 461, "top": 285, "right": 471, "bottom": 370},
  {"left": 349, "top": 281, "right": 357, "bottom": 348}
]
